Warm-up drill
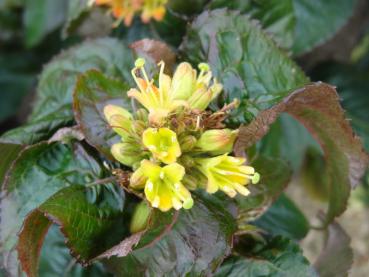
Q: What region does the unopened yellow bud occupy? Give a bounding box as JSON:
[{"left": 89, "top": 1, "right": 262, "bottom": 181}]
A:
[
  {"left": 171, "top": 62, "right": 196, "bottom": 100},
  {"left": 196, "top": 129, "right": 238, "bottom": 154},
  {"left": 104, "top": 105, "right": 133, "bottom": 140},
  {"left": 179, "top": 135, "right": 197, "bottom": 152},
  {"left": 111, "top": 142, "right": 143, "bottom": 167},
  {"left": 130, "top": 201, "right": 151, "bottom": 233}
]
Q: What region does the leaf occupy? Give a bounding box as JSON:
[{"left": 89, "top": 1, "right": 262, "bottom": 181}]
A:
[
  {"left": 235, "top": 82, "right": 369, "bottom": 223},
  {"left": 17, "top": 185, "right": 125, "bottom": 277},
  {"left": 209, "top": 0, "right": 356, "bottom": 55},
  {"left": 39, "top": 225, "right": 112, "bottom": 277},
  {"left": 100, "top": 193, "right": 237, "bottom": 276},
  {"left": 0, "top": 143, "right": 23, "bottom": 189},
  {"left": 253, "top": 194, "right": 309, "bottom": 240},
  {"left": 314, "top": 219, "right": 353, "bottom": 277},
  {"left": 236, "top": 156, "right": 291, "bottom": 224},
  {"left": 74, "top": 70, "right": 131, "bottom": 159},
  {"left": 181, "top": 9, "right": 309, "bottom": 124},
  {"left": 63, "top": 0, "right": 92, "bottom": 36},
  {"left": 1, "top": 38, "right": 134, "bottom": 145},
  {"left": 0, "top": 141, "right": 113, "bottom": 271},
  {"left": 23, "top": 0, "right": 68, "bottom": 47},
  {"left": 215, "top": 237, "right": 317, "bottom": 277}
]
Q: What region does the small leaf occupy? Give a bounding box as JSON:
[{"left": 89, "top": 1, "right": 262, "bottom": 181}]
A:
[
  {"left": 17, "top": 185, "right": 125, "bottom": 276},
  {"left": 314, "top": 219, "right": 353, "bottom": 277},
  {"left": 215, "top": 237, "right": 317, "bottom": 277},
  {"left": 73, "top": 70, "right": 131, "bottom": 158},
  {"left": 209, "top": 0, "right": 356, "bottom": 55},
  {"left": 253, "top": 194, "right": 310, "bottom": 240},
  {"left": 235, "top": 83, "right": 369, "bottom": 223},
  {"left": 99, "top": 193, "right": 237, "bottom": 276},
  {"left": 181, "top": 9, "right": 309, "bottom": 124}
]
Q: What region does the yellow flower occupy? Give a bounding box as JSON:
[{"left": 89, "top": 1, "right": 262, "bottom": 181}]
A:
[
  {"left": 141, "top": 0, "right": 167, "bottom": 23},
  {"left": 196, "top": 154, "right": 260, "bottom": 197},
  {"left": 196, "top": 129, "right": 238, "bottom": 155},
  {"left": 128, "top": 58, "right": 186, "bottom": 124},
  {"left": 142, "top": 127, "right": 181, "bottom": 164},
  {"left": 134, "top": 160, "right": 193, "bottom": 211}
]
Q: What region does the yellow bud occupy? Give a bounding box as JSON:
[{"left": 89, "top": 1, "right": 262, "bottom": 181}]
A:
[
  {"left": 171, "top": 62, "right": 196, "bottom": 100},
  {"left": 179, "top": 135, "right": 197, "bottom": 152},
  {"left": 130, "top": 201, "right": 151, "bottom": 234},
  {"left": 130, "top": 166, "right": 147, "bottom": 189},
  {"left": 196, "top": 129, "right": 238, "bottom": 154},
  {"left": 104, "top": 105, "right": 133, "bottom": 140},
  {"left": 111, "top": 142, "right": 143, "bottom": 167}
]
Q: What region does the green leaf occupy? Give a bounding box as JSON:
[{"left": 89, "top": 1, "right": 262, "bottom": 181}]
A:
[
  {"left": 314, "top": 219, "right": 353, "bottom": 277},
  {"left": 74, "top": 70, "right": 131, "bottom": 159},
  {"left": 235, "top": 83, "right": 369, "bottom": 224},
  {"left": 0, "top": 142, "right": 23, "bottom": 189},
  {"left": 0, "top": 141, "right": 114, "bottom": 272},
  {"left": 99, "top": 193, "right": 237, "bottom": 276},
  {"left": 1, "top": 38, "right": 134, "bottom": 145},
  {"left": 209, "top": 0, "right": 356, "bottom": 55},
  {"left": 63, "top": 0, "right": 92, "bottom": 36},
  {"left": 215, "top": 237, "right": 317, "bottom": 277},
  {"left": 23, "top": 0, "right": 68, "bottom": 47},
  {"left": 17, "top": 185, "right": 125, "bottom": 277},
  {"left": 181, "top": 9, "right": 309, "bottom": 124},
  {"left": 253, "top": 194, "right": 309, "bottom": 240},
  {"left": 236, "top": 156, "right": 291, "bottom": 224},
  {"left": 39, "top": 225, "right": 112, "bottom": 277}
]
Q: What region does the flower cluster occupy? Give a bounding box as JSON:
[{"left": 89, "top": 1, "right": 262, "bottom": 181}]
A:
[
  {"left": 105, "top": 58, "right": 260, "bottom": 211},
  {"left": 95, "top": 0, "right": 167, "bottom": 26}
]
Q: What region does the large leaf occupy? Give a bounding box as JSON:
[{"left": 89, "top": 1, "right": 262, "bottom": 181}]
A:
[
  {"left": 209, "top": 0, "right": 356, "bottom": 55},
  {"left": 17, "top": 185, "right": 125, "bottom": 277},
  {"left": 99, "top": 194, "right": 237, "bottom": 276},
  {"left": 23, "top": 0, "right": 68, "bottom": 47},
  {"left": 236, "top": 156, "right": 291, "bottom": 224},
  {"left": 215, "top": 237, "right": 317, "bottom": 277},
  {"left": 39, "top": 225, "right": 112, "bottom": 277},
  {"left": 0, "top": 141, "right": 115, "bottom": 273},
  {"left": 1, "top": 38, "right": 134, "bottom": 145},
  {"left": 181, "top": 9, "right": 309, "bottom": 124},
  {"left": 253, "top": 194, "right": 309, "bottom": 240},
  {"left": 235, "top": 83, "right": 369, "bottom": 223},
  {"left": 74, "top": 70, "right": 131, "bottom": 159}
]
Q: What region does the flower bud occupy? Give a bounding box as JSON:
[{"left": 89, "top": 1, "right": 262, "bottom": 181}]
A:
[
  {"left": 129, "top": 201, "right": 151, "bottom": 234},
  {"left": 104, "top": 105, "right": 133, "bottom": 140},
  {"left": 171, "top": 62, "right": 196, "bottom": 100},
  {"left": 111, "top": 142, "right": 143, "bottom": 167},
  {"left": 135, "top": 108, "right": 148, "bottom": 122},
  {"left": 188, "top": 82, "right": 223, "bottom": 111},
  {"left": 130, "top": 166, "right": 147, "bottom": 189},
  {"left": 179, "top": 135, "right": 197, "bottom": 152},
  {"left": 196, "top": 129, "right": 238, "bottom": 154}
]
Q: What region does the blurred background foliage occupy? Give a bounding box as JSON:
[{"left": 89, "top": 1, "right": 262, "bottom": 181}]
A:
[{"left": 0, "top": 0, "right": 369, "bottom": 276}]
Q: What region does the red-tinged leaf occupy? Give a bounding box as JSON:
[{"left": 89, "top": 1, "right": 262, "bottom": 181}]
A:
[
  {"left": 17, "top": 185, "right": 125, "bottom": 277},
  {"left": 129, "top": 39, "right": 176, "bottom": 73},
  {"left": 235, "top": 82, "right": 369, "bottom": 223},
  {"left": 73, "top": 70, "right": 131, "bottom": 159},
  {"left": 0, "top": 142, "right": 23, "bottom": 189},
  {"left": 17, "top": 210, "right": 52, "bottom": 277},
  {"left": 314, "top": 219, "right": 353, "bottom": 277},
  {"left": 98, "top": 194, "right": 237, "bottom": 276}
]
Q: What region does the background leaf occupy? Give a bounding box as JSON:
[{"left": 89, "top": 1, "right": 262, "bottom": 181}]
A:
[
  {"left": 253, "top": 194, "right": 309, "bottom": 240},
  {"left": 215, "top": 236, "right": 317, "bottom": 277},
  {"left": 181, "top": 9, "right": 309, "bottom": 124},
  {"left": 208, "top": 0, "right": 356, "bottom": 55},
  {"left": 1, "top": 38, "right": 134, "bottom": 145}
]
